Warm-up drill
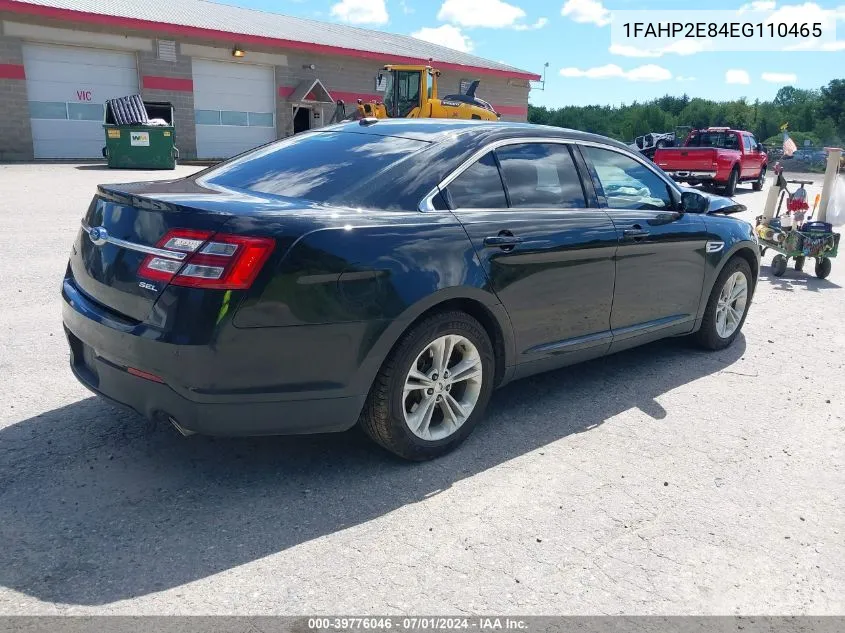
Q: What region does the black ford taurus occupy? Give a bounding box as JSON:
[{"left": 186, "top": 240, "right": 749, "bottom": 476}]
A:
[{"left": 63, "top": 119, "right": 760, "bottom": 460}]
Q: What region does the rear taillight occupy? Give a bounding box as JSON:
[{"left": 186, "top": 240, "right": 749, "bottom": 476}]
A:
[{"left": 139, "top": 229, "right": 275, "bottom": 290}]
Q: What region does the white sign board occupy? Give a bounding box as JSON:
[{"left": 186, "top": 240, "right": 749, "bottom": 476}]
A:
[{"left": 130, "top": 131, "right": 150, "bottom": 146}]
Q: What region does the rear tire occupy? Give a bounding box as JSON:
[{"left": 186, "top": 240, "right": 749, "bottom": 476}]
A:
[
  {"left": 752, "top": 166, "right": 767, "bottom": 191},
  {"left": 694, "top": 257, "right": 753, "bottom": 351},
  {"left": 794, "top": 256, "right": 805, "bottom": 272},
  {"left": 771, "top": 254, "right": 788, "bottom": 277},
  {"left": 723, "top": 167, "right": 739, "bottom": 196},
  {"left": 359, "top": 311, "right": 495, "bottom": 460}
]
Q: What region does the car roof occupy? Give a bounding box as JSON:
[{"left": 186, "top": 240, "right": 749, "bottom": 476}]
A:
[{"left": 322, "top": 118, "right": 632, "bottom": 152}]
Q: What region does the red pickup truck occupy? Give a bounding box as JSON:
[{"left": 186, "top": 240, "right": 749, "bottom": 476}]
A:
[{"left": 654, "top": 127, "right": 768, "bottom": 196}]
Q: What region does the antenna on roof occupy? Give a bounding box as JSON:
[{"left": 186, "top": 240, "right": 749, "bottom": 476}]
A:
[{"left": 531, "top": 62, "right": 549, "bottom": 91}]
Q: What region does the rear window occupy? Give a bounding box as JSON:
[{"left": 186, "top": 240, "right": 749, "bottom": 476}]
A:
[
  {"left": 197, "top": 131, "right": 428, "bottom": 203},
  {"left": 687, "top": 131, "right": 739, "bottom": 150}
]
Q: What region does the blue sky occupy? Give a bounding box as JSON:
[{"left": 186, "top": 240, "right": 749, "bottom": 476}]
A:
[{"left": 225, "top": 0, "right": 843, "bottom": 107}]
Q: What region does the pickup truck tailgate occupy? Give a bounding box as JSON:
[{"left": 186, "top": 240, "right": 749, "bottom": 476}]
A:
[{"left": 655, "top": 147, "right": 717, "bottom": 172}]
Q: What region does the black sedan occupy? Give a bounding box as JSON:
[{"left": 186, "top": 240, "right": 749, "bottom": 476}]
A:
[{"left": 63, "top": 119, "right": 759, "bottom": 460}]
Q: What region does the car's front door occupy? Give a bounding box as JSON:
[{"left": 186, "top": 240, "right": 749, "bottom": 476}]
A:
[
  {"left": 743, "top": 134, "right": 765, "bottom": 178},
  {"left": 442, "top": 142, "right": 619, "bottom": 376},
  {"left": 578, "top": 144, "right": 709, "bottom": 352}
]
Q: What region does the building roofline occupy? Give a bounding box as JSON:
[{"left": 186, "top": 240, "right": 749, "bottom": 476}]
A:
[{"left": 0, "top": 0, "right": 542, "bottom": 81}]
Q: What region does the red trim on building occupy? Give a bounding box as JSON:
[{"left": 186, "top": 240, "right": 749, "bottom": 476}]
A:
[
  {"left": 0, "top": 63, "right": 26, "bottom": 80},
  {"left": 278, "top": 86, "right": 296, "bottom": 98},
  {"left": 0, "top": 0, "right": 540, "bottom": 81},
  {"left": 494, "top": 104, "right": 528, "bottom": 116},
  {"left": 142, "top": 75, "right": 193, "bottom": 91},
  {"left": 331, "top": 91, "right": 381, "bottom": 103}
]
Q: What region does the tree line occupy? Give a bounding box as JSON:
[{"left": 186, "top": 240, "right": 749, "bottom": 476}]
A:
[{"left": 528, "top": 79, "right": 845, "bottom": 148}]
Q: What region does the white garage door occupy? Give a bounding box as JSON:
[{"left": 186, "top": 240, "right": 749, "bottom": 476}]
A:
[
  {"left": 23, "top": 44, "right": 138, "bottom": 159},
  {"left": 192, "top": 59, "right": 276, "bottom": 160}
]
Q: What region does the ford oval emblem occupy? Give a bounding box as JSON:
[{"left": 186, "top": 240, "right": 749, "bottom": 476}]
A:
[{"left": 89, "top": 226, "right": 109, "bottom": 246}]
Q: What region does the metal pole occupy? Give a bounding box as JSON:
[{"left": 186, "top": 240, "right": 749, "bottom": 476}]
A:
[{"left": 817, "top": 147, "right": 842, "bottom": 223}]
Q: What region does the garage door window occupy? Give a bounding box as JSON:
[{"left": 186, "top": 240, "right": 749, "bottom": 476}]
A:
[
  {"left": 195, "top": 110, "right": 221, "bottom": 125},
  {"left": 29, "top": 101, "right": 105, "bottom": 121},
  {"left": 68, "top": 103, "right": 104, "bottom": 121},
  {"left": 29, "top": 101, "right": 68, "bottom": 120},
  {"left": 248, "top": 112, "right": 274, "bottom": 127},
  {"left": 195, "top": 109, "right": 274, "bottom": 127}
]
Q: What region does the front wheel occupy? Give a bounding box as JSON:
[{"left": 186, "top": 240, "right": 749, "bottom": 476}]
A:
[
  {"left": 815, "top": 258, "right": 832, "bottom": 279},
  {"left": 694, "top": 258, "right": 753, "bottom": 350},
  {"left": 360, "top": 311, "right": 495, "bottom": 460}
]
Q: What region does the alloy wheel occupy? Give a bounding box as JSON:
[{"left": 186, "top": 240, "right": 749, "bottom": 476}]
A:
[
  {"left": 402, "top": 335, "right": 483, "bottom": 441},
  {"left": 715, "top": 271, "right": 748, "bottom": 338}
]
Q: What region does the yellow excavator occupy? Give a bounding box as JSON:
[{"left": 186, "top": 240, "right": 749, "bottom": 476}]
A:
[{"left": 331, "top": 64, "right": 500, "bottom": 123}]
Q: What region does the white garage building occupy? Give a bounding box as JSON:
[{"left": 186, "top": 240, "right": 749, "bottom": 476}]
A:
[{"left": 0, "top": 0, "right": 537, "bottom": 162}]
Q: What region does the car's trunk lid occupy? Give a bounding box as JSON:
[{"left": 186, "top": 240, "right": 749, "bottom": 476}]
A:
[{"left": 70, "top": 183, "right": 238, "bottom": 322}]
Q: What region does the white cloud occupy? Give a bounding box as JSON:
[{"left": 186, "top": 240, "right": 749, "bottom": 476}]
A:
[
  {"left": 764, "top": 2, "right": 842, "bottom": 49},
  {"left": 738, "top": 0, "right": 777, "bottom": 12},
  {"left": 514, "top": 17, "right": 549, "bottom": 30},
  {"left": 412, "top": 24, "right": 474, "bottom": 52},
  {"left": 609, "top": 44, "right": 662, "bottom": 57},
  {"left": 609, "top": 38, "right": 706, "bottom": 58},
  {"left": 437, "top": 0, "right": 526, "bottom": 28},
  {"left": 560, "top": 63, "right": 672, "bottom": 81},
  {"left": 330, "top": 0, "right": 388, "bottom": 24},
  {"left": 400, "top": 0, "right": 414, "bottom": 14},
  {"left": 725, "top": 69, "right": 751, "bottom": 84},
  {"left": 762, "top": 72, "right": 798, "bottom": 83},
  {"left": 561, "top": 0, "right": 611, "bottom": 26},
  {"left": 676, "top": 75, "right": 697, "bottom": 82}
]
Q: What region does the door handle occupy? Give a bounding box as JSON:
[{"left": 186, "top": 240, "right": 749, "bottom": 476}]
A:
[
  {"left": 483, "top": 233, "right": 524, "bottom": 249},
  {"left": 623, "top": 226, "right": 649, "bottom": 239}
]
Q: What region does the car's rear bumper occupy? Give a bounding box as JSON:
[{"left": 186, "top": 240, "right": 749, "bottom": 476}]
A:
[
  {"left": 62, "top": 279, "right": 366, "bottom": 436},
  {"left": 664, "top": 170, "right": 718, "bottom": 181}
]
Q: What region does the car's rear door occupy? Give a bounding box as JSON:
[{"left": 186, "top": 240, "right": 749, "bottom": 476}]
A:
[
  {"left": 442, "top": 141, "right": 619, "bottom": 375},
  {"left": 578, "top": 144, "right": 708, "bottom": 353}
]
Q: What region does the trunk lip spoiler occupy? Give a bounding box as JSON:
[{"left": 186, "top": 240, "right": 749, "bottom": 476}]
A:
[{"left": 80, "top": 222, "right": 189, "bottom": 261}]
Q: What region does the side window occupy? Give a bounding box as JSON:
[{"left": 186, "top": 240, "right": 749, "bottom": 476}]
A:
[
  {"left": 426, "top": 72, "right": 433, "bottom": 100},
  {"left": 582, "top": 146, "right": 673, "bottom": 211},
  {"left": 724, "top": 133, "right": 739, "bottom": 150},
  {"left": 495, "top": 143, "right": 586, "bottom": 208},
  {"left": 445, "top": 152, "right": 508, "bottom": 209},
  {"left": 748, "top": 135, "right": 758, "bottom": 151},
  {"left": 742, "top": 135, "right": 753, "bottom": 151}
]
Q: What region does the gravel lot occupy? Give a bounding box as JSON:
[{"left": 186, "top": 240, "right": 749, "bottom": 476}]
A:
[{"left": 0, "top": 163, "right": 842, "bottom": 615}]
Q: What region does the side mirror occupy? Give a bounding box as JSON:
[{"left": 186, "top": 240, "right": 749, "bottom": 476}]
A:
[
  {"left": 681, "top": 191, "right": 709, "bottom": 214},
  {"left": 757, "top": 143, "right": 765, "bottom": 152}
]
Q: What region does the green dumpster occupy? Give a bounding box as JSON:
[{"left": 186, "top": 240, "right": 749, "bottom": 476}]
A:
[{"left": 102, "top": 101, "right": 179, "bottom": 169}]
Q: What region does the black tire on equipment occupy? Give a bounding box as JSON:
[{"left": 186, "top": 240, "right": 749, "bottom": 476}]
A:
[
  {"left": 694, "top": 257, "right": 753, "bottom": 351},
  {"left": 794, "top": 256, "right": 805, "bottom": 272},
  {"left": 771, "top": 254, "right": 788, "bottom": 277},
  {"left": 815, "top": 258, "right": 832, "bottom": 279},
  {"left": 723, "top": 167, "right": 739, "bottom": 196},
  {"left": 359, "top": 311, "right": 495, "bottom": 461}
]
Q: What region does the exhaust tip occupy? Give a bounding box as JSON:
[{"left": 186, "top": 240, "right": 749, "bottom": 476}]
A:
[{"left": 168, "top": 416, "right": 196, "bottom": 437}]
